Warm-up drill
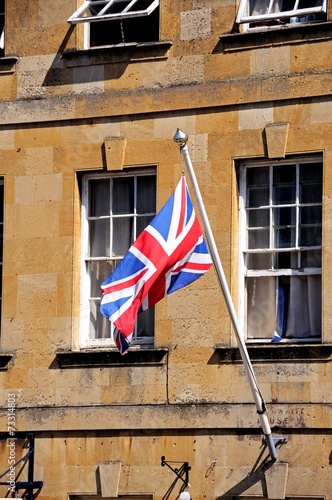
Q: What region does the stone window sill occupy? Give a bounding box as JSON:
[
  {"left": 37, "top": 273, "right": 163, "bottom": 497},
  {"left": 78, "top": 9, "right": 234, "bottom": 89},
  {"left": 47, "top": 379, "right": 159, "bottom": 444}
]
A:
[
  {"left": 54, "top": 348, "right": 169, "bottom": 368},
  {"left": 61, "top": 41, "right": 172, "bottom": 67},
  {"left": 212, "top": 343, "right": 332, "bottom": 363},
  {"left": 219, "top": 21, "right": 332, "bottom": 51}
]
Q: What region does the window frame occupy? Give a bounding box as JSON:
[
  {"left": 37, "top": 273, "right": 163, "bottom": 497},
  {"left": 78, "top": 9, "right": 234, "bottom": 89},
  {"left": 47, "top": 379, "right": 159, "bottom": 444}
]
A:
[
  {"left": 236, "top": 0, "right": 327, "bottom": 29},
  {"left": 68, "top": 0, "right": 160, "bottom": 49},
  {"left": 79, "top": 168, "right": 157, "bottom": 350},
  {"left": 238, "top": 156, "right": 322, "bottom": 344},
  {"left": 0, "top": 0, "right": 4, "bottom": 56}
]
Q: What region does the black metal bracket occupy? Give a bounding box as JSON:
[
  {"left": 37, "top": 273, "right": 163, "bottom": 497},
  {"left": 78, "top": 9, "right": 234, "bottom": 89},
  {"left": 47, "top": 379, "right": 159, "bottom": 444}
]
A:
[
  {"left": 161, "top": 456, "right": 191, "bottom": 488},
  {"left": 0, "top": 433, "right": 43, "bottom": 500}
]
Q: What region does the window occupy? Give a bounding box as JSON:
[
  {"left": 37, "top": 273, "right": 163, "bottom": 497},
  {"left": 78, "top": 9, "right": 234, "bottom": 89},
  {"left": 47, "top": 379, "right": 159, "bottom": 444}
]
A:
[
  {"left": 0, "top": 0, "right": 4, "bottom": 57},
  {"left": 236, "top": 0, "right": 327, "bottom": 30},
  {"left": 68, "top": 0, "right": 160, "bottom": 48},
  {"left": 0, "top": 180, "right": 3, "bottom": 322},
  {"left": 238, "top": 158, "right": 322, "bottom": 342},
  {"left": 80, "top": 170, "right": 156, "bottom": 348}
]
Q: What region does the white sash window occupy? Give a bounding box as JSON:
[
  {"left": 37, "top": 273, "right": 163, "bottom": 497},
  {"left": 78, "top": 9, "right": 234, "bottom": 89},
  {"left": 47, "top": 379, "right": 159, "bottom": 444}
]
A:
[{"left": 238, "top": 158, "right": 322, "bottom": 342}]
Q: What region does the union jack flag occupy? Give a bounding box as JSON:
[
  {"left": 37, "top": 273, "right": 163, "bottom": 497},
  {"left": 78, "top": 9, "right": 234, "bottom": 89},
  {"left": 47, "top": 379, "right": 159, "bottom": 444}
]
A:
[{"left": 100, "top": 175, "right": 212, "bottom": 354}]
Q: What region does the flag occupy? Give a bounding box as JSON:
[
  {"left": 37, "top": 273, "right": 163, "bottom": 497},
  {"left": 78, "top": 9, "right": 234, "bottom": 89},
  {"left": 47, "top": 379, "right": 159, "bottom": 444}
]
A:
[{"left": 100, "top": 175, "right": 212, "bottom": 354}]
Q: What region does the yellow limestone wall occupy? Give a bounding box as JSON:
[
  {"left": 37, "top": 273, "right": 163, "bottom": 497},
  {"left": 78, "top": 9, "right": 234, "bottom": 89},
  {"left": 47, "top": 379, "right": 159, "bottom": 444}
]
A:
[{"left": 0, "top": 0, "right": 331, "bottom": 499}]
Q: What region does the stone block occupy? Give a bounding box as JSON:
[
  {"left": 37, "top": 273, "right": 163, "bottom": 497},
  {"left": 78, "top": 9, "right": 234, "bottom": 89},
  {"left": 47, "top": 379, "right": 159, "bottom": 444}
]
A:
[
  {"left": 265, "top": 462, "right": 288, "bottom": 499},
  {"left": 98, "top": 461, "right": 121, "bottom": 497},
  {"left": 104, "top": 136, "right": 127, "bottom": 171},
  {"left": 264, "top": 122, "right": 289, "bottom": 158}
]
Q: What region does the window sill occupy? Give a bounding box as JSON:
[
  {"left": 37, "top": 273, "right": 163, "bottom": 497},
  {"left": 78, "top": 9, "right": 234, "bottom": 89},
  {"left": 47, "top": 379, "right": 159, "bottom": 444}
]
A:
[
  {"left": 54, "top": 348, "right": 168, "bottom": 368},
  {"left": 0, "top": 353, "right": 14, "bottom": 370},
  {"left": 219, "top": 20, "right": 332, "bottom": 51},
  {"left": 61, "top": 41, "right": 172, "bottom": 68},
  {"left": 212, "top": 343, "right": 332, "bottom": 363},
  {"left": 0, "top": 56, "right": 18, "bottom": 74}
]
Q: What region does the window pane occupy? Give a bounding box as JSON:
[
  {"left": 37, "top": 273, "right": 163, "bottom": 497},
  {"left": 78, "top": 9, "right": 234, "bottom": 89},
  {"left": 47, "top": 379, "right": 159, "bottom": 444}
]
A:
[
  {"left": 89, "top": 179, "right": 110, "bottom": 216},
  {"left": 247, "top": 166, "right": 269, "bottom": 186},
  {"left": 90, "top": 219, "right": 110, "bottom": 257},
  {"left": 89, "top": 260, "right": 115, "bottom": 297},
  {"left": 301, "top": 249, "right": 322, "bottom": 268},
  {"left": 300, "top": 225, "right": 322, "bottom": 247},
  {"left": 248, "top": 228, "right": 269, "bottom": 249},
  {"left": 90, "top": 299, "right": 111, "bottom": 339},
  {"left": 136, "top": 308, "right": 154, "bottom": 338},
  {"left": 137, "top": 215, "right": 154, "bottom": 237},
  {"left": 113, "top": 177, "right": 134, "bottom": 215},
  {"left": 137, "top": 175, "right": 156, "bottom": 213},
  {"left": 300, "top": 205, "right": 321, "bottom": 225},
  {"left": 247, "top": 187, "right": 269, "bottom": 208},
  {"left": 248, "top": 209, "right": 269, "bottom": 228},
  {"left": 249, "top": 0, "right": 270, "bottom": 16},
  {"left": 275, "top": 227, "right": 295, "bottom": 248},
  {"left": 112, "top": 217, "right": 133, "bottom": 255},
  {"left": 274, "top": 251, "right": 299, "bottom": 269},
  {"left": 247, "top": 252, "right": 272, "bottom": 270},
  {"left": 246, "top": 276, "right": 277, "bottom": 339},
  {"left": 273, "top": 165, "right": 296, "bottom": 204},
  {"left": 300, "top": 163, "right": 322, "bottom": 202}
]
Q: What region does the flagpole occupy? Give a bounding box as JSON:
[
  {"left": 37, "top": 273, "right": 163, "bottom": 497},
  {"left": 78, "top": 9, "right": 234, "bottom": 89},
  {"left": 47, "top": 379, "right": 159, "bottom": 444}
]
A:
[{"left": 173, "top": 129, "right": 280, "bottom": 461}]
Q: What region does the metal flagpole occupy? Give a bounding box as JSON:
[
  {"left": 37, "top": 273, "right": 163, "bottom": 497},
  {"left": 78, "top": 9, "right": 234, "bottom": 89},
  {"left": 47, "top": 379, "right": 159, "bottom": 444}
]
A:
[{"left": 174, "top": 129, "right": 282, "bottom": 461}]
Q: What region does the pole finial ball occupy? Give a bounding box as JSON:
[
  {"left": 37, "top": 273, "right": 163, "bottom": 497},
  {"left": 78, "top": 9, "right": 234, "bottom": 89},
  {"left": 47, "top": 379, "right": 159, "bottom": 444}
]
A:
[{"left": 173, "top": 129, "right": 188, "bottom": 147}]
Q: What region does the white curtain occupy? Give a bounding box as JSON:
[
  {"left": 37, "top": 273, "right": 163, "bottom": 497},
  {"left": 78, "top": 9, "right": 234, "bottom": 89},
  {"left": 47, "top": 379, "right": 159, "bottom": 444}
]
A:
[
  {"left": 285, "top": 275, "right": 321, "bottom": 338},
  {"left": 247, "top": 274, "right": 321, "bottom": 339}
]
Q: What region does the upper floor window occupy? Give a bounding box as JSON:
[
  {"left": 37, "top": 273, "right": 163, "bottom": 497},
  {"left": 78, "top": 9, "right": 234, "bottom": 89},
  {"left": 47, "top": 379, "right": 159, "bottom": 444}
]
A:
[
  {"left": 236, "top": 0, "right": 327, "bottom": 30},
  {"left": 80, "top": 170, "right": 156, "bottom": 348},
  {"left": 0, "top": 180, "right": 3, "bottom": 321},
  {"left": 238, "top": 158, "right": 322, "bottom": 343},
  {"left": 0, "top": 0, "right": 4, "bottom": 57},
  {"left": 68, "top": 0, "right": 160, "bottom": 48}
]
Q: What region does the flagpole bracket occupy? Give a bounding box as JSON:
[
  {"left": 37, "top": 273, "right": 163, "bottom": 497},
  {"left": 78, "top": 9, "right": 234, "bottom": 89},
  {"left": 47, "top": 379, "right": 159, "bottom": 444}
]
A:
[
  {"left": 161, "top": 456, "right": 191, "bottom": 488},
  {"left": 264, "top": 435, "right": 288, "bottom": 461}
]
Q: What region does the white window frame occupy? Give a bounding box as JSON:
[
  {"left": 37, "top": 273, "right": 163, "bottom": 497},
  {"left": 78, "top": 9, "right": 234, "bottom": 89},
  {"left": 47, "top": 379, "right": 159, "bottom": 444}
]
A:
[
  {"left": 68, "top": 0, "right": 159, "bottom": 24},
  {"left": 236, "top": 0, "right": 326, "bottom": 29},
  {"left": 238, "top": 157, "right": 322, "bottom": 343},
  {"left": 79, "top": 169, "right": 156, "bottom": 349},
  {"left": 68, "top": 0, "right": 160, "bottom": 49},
  {"left": 0, "top": 0, "right": 4, "bottom": 52}
]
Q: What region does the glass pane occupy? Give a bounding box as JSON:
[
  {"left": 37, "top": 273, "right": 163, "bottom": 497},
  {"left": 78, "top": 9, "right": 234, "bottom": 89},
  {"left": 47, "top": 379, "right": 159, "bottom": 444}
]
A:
[
  {"left": 246, "top": 276, "right": 277, "bottom": 339},
  {"left": 137, "top": 215, "right": 154, "bottom": 237},
  {"left": 300, "top": 225, "right": 322, "bottom": 247},
  {"left": 90, "top": 219, "right": 110, "bottom": 257},
  {"left": 247, "top": 166, "right": 269, "bottom": 186},
  {"left": 112, "top": 217, "right": 133, "bottom": 255},
  {"left": 273, "top": 165, "right": 296, "bottom": 204},
  {"left": 301, "top": 249, "right": 322, "bottom": 268},
  {"left": 89, "top": 178, "right": 110, "bottom": 217},
  {"left": 279, "top": 0, "right": 297, "bottom": 11},
  {"left": 248, "top": 209, "right": 269, "bottom": 228},
  {"left": 130, "top": 0, "right": 157, "bottom": 11},
  {"left": 90, "top": 299, "right": 111, "bottom": 339},
  {"left": 274, "top": 251, "right": 296, "bottom": 269},
  {"left": 89, "top": 260, "right": 115, "bottom": 297},
  {"left": 300, "top": 205, "right": 322, "bottom": 225},
  {"left": 0, "top": 184, "right": 3, "bottom": 221},
  {"left": 113, "top": 177, "right": 134, "bottom": 215},
  {"left": 274, "top": 227, "right": 295, "bottom": 248},
  {"left": 247, "top": 187, "right": 269, "bottom": 208},
  {"left": 135, "top": 308, "right": 155, "bottom": 339},
  {"left": 273, "top": 206, "right": 295, "bottom": 226},
  {"left": 249, "top": 0, "right": 270, "bottom": 17},
  {"left": 137, "top": 175, "right": 156, "bottom": 213},
  {"left": 247, "top": 252, "right": 272, "bottom": 270},
  {"left": 298, "top": 0, "right": 323, "bottom": 8},
  {"left": 248, "top": 228, "right": 269, "bottom": 249},
  {"left": 300, "top": 163, "right": 322, "bottom": 202}
]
